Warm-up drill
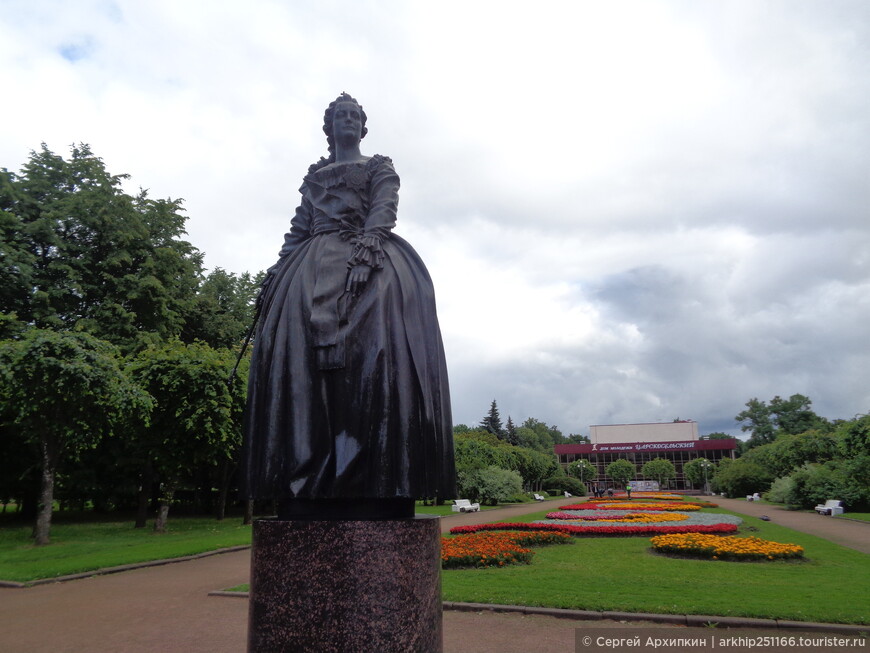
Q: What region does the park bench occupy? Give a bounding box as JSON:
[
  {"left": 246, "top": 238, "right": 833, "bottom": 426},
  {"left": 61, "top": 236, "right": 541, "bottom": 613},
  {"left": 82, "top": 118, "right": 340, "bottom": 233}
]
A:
[
  {"left": 533, "top": 493, "right": 545, "bottom": 501},
  {"left": 563, "top": 491, "right": 572, "bottom": 498},
  {"left": 452, "top": 499, "right": 480, "bottom": 513},
  {"left": 814, "top": 499, "right": 844, "bottom": 516}
]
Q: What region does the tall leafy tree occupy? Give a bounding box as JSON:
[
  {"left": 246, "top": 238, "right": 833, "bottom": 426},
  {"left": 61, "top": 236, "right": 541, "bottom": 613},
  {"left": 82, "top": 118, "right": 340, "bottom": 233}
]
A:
[
  {"left": 736, "top": 398, "right": 775, "bottom": 448},
  {"left": 641, "top": 458, "right": 676, "bottom": 488},
  {"left": 567, "top": 459, "right": 597, "bottom": 484},
  {"left": 683, "top": 458, "right": 715, "bottom": 490},
  {"left": 768, "top": 394, "right": 828, "bottom": 435},
  {"left": 605, "top": 459, "right": 635, "bottom": 487},
  {"left": 0, "top": 144, "right": 202, "bottom": 352},
  {"left": 0, "top": 329, "right": 150, "bottom": 544},
  {"left": 181, "top": 268, "right": 260, "bottom": 349},
  {"left": 128, "top": 339, "right": 240, "bottom": 532}
]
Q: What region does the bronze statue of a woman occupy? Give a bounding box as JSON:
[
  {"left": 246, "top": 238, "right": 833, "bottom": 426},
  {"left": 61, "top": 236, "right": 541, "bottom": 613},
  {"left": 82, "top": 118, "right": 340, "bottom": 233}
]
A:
[{"left": 241, "top": 93, "right": 455, "bottom": 519}]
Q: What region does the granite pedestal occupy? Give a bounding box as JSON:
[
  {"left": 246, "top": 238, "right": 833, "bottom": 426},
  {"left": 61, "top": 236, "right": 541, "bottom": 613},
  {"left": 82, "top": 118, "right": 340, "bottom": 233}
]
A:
[{"left": 248, "top": 514, "right": 442, "bottom": 653}]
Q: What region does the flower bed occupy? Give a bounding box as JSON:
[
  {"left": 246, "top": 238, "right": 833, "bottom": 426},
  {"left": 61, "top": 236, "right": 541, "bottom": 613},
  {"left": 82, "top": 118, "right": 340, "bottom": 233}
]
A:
[
  {"left": 546, "top": 511, "right": 689, "bottom": 523},
  {"left": 450, "top": 522, "right": 739, "bottom": 537},
  {"left": 561, "top": 502, "right": 701, "bottom": 511},
  {"left": 542, "top": 511, "right": 741, "bottom": 529},
  {"left": 650, "top": 533, "right": 805, "bottom": 561},
  {"left": 441, "top": 530, "right": 572, "bottom": 568}
]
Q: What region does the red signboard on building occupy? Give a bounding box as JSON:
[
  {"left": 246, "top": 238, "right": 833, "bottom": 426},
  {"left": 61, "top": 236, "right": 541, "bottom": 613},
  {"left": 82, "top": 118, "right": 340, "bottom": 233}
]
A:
[{"left": 554, "top": 439, "right": 737, "bottom": 455}]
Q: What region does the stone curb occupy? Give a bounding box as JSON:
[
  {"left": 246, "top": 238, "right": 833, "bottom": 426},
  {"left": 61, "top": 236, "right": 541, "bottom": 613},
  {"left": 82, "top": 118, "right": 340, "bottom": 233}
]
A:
[
  {"left": 205, "top": 594, "right": 869, "bottom": 635},
  {"left": 440, "top": 602, "right": 870, "bottom": 635},
  {"left": 0, "top": 545, "right": 251, "bottom": 588}
]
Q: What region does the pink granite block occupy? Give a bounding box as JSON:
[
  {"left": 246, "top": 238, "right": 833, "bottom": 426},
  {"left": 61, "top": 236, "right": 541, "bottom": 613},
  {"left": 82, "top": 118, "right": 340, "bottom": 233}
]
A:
[{"left": 248, "top": 515, "right": 442, "bottom": 652}]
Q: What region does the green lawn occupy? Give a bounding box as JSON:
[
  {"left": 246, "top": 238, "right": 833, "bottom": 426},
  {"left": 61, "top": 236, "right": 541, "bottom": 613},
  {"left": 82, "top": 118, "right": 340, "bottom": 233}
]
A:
[
  {"left": 441, "top": 507, "right": 870, "bottom": 625},
  {"left": 0, "top": 517, "right": 252, "bottom": 583},
  {"left": 4, "top": 505, "right": 868, "bottom": 626},
  {"left": 836, "top": 512, "right": 870, "bottom": 523}
]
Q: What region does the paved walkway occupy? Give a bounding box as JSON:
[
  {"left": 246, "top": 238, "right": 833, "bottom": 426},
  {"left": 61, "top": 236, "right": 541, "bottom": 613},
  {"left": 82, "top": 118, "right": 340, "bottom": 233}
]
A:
[
  {"left": 702, "top": 495, "right": 870, "bottom": 554},
  {"left": 0, "top": 497, "right": 866, "bottom": 653}
]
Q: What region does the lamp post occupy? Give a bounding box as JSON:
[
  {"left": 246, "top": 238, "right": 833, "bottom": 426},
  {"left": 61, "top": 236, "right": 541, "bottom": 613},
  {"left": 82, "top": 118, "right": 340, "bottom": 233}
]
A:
[{"left": 699, "top": 459, "right": 712, "bottom": 496}]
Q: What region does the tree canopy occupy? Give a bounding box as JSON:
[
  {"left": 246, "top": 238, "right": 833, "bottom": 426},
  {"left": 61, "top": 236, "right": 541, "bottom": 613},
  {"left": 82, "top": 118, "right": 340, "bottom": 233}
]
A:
[
  {"left": 0, "top": 329, "right": 150, "bottom": 543},
  {"left": 0, "top": 144, "right": 203, "bottom": 353}
]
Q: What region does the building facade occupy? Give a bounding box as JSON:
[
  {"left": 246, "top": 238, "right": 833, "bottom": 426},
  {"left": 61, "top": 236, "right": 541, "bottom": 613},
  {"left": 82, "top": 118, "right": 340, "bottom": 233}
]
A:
[{"left": 555, "top": 422, "right": 737, "bottom": 491}]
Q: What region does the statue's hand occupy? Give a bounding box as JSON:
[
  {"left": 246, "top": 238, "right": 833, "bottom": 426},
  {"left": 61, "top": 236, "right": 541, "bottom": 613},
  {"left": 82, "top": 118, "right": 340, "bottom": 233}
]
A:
[{"left": 346, "top": 264, "right": 372, "bottom": 294}]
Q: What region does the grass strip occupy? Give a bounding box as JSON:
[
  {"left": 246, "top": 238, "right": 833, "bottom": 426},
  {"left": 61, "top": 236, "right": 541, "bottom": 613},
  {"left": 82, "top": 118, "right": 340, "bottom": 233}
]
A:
[{"left": 0, "top": 517, "right": 252, "bottom": 582}]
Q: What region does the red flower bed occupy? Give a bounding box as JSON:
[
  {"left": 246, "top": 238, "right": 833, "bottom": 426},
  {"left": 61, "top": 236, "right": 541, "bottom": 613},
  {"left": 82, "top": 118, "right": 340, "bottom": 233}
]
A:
[{"left": 449, "top": 522, "right": 739, "bottom": 537}]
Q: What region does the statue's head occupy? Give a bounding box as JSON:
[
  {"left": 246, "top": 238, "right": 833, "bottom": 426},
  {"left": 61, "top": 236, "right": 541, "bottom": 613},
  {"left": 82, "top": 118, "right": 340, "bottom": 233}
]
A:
[{"left": 323, "top": 92, "right": 368, "bottom": 155}]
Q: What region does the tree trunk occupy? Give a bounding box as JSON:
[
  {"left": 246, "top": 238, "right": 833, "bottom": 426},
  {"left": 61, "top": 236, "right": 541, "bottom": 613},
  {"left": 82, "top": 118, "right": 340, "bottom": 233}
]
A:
[
  {"left": 242, "top": 499, "right": 253, "bottom": 525},
  {"left": 135, "top": 461, "right": 153, "bottom": 529},
  {"left": 215, "top": 460, "right": 230, "bottom": 521},
  {"left": 34, "top": 438, "right": 57, "bottom": 546},
  {"left": 153, "top": 482, "right": 176, "bottom": 533}
]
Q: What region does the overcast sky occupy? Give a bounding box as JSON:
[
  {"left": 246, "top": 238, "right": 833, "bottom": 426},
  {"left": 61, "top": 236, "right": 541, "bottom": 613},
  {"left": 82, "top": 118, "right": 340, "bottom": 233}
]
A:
[{"left": 3, "top": 0, "right": 869, "bottom": 437}]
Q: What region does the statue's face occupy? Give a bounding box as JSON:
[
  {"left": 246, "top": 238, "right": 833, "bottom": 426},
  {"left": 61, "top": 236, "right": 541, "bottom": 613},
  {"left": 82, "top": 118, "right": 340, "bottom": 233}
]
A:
[{"left": 332, "top": 101, "right": 363, "bottom": 146}]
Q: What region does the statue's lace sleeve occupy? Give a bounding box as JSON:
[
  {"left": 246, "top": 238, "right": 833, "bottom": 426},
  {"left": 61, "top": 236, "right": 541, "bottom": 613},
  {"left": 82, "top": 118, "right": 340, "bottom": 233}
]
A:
[{"left": 348, "top": 156, "right": 398, "bottom": 270}]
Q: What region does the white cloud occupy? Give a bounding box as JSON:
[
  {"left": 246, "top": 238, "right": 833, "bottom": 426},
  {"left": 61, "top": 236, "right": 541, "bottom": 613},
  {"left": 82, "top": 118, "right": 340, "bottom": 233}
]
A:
[{"left": 2, "top": 0, "right": 869, "bottom": 435}]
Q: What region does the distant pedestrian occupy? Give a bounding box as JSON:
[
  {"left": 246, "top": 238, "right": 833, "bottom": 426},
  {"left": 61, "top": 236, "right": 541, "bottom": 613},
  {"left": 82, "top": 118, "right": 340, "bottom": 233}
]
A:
[{"left": 626, "top": 483, "right": 632, "bottom": 499}]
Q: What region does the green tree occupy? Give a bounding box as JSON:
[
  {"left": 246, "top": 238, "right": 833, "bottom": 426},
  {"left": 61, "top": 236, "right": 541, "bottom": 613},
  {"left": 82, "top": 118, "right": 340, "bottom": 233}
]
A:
[
  {"left": 683, "top": 458, "right": 716, "bottom": 490},
  {"left": 0, "top": 144, "right": 202, "bottom": 352},
  {"left": 0, "top": 329, "right": 150, "bottom": 544},
  {"left": 768, "top": 394, "right": 828, "bottom": 435},
  {"left": 605, "top": 459, "right": 635, "bottom": 487},
  {"left": 641, "top": 458, "right": 676, "bottom": 489},
  {"left": 181, "top": 268, "right": 260, "bottom": 349},
  {"left": 504, "top": 416, "right": 518, "bottom": 445},
  {"left": 567, "top": 459, "right": 597, "bottom": 484},
  {"left": 565, "top": 433, "right": 590, "bottom": 444},
  {"left": 736, "top": 398, "right": 775, "bottom": 448},
  {"left": 128, "top": 339, "right": 239, "bottom": 532},
  {"left": 517, "top": 417, "right": 563, "bottom": 452},
  {"left": 479, "top": 399, "right": 505, "bottom": 439}
]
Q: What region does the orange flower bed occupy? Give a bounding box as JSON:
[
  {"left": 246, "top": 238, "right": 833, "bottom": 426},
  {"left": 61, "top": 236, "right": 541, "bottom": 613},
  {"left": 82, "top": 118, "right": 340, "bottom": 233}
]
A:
[
  {"left": 441, "top": 530, "right": 572, "bottom": 568},
  {"left": 650, "top": 533, "right": 805, "bottom": 561}
]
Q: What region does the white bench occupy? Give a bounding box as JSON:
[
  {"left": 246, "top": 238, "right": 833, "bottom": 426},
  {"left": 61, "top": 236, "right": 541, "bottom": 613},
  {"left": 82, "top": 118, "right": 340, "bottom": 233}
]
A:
[
  {"left": 746, "top": 493, "right": 761, "bottom": 501},
  {"left": 564, "top": 491, "right": 572, "bottom": 498},
  {"left": 815, "top": 499, "right": 844, "bottom": 516},
  {"left": 452, "top": 499, "right": 480, "bottom": 513},
  {"left": 533, "top": 493, "right": 545, "bottom": 502}
]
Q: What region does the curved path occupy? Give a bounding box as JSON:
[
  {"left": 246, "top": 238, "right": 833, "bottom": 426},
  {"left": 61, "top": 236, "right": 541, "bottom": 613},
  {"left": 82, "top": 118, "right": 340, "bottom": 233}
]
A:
[
  {"left": 0, "top": 497, "right": 865, "bottom": 653},
  {"left": 703, "top": 495, "right": 870, "bottom": 554}
]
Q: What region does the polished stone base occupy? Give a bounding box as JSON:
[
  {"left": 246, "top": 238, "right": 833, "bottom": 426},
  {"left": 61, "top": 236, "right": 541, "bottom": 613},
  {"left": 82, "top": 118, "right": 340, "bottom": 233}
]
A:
[{"left": 248, "top": 515, "right": 442, "bottom": 653}]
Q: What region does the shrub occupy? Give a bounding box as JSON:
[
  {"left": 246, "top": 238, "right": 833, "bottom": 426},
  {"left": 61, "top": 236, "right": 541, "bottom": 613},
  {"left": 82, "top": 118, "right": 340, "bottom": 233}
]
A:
[
  {"left": 712, "top": 460, "right": 772, "bottom": 498},
  {"left": 458, "top": 466, "right": 524, "bottom": 506},
  {"left": 763, "top": 476, "right": 795, "bottom": 505},
  {"left": 786, "top": 462, "right": 847, "bottom": 509},
  {"left": 542, "top": 476, "right": 587, "bottom": 496}
]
